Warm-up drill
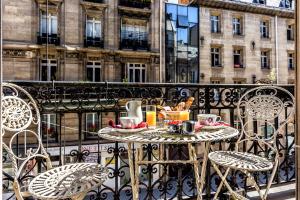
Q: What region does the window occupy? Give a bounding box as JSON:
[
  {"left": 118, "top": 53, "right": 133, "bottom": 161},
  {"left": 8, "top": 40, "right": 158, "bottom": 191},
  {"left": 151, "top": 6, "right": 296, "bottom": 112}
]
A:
[
  {"left": 233, "top": 17, "right": 242, "bottom": 35},
  {"left": 128, "top": 63, "right": 146, "bottom": 82},
  {"left": 86, "top": 16, "right": 102, "bottom": 38},
  {"left": 287, "top": 24, "right": 294, "bottom": 41},
  {"left": 261, "top": 51, "right": 270, "bottom": 69},
  {"left": 211, "top": 47, "right": 221, "bottom": 67},
  {"left": 40, "top": 59, "right": 57, "bottom": 81},
  {"left": 254, "top": 0, "right": 266, "bottom": 4},
  {"left": 40, "top": 11, "right": 58, "bottom": 35},
  {"left": 233, "top": 79, "right": 246, "bottom": 84},
  {"left": 211, "top": 80, "right": 221, "bottom": 84},
  {"left": 41, "top": 114, "right": 57, "bottom": 141},
  {"left": 280, "top": 0, "right": 292, "bottom": 8},
  {"left": 211, "top": 15, "right": 220, "bottom": 33},
  {"left": 233, "top": 48, "right": 243, "bottom": 68},
  {"left": 260, "top": 20, "right": 269, "bottom": 38},
  {"left": 86, "top": 61, "right": 101, "bottom": 82},
  {"left": 121, "top": 18, "right": 148, "bottom": 41},
  {"left": 86, "top": 113, "right": 99, "bottom": 134},
  {"left": 288, "top": 53, "right": 294, "bottom": 70}
]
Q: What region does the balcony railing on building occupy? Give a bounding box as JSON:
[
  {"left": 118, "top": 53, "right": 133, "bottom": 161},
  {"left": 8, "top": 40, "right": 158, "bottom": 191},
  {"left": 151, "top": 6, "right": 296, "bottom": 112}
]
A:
[
  {"left": 2, "top": 82, "right": 295, "bottom": 200},
  {"left": 84, "top": 37, "right": 104, "bottom": 48},
  {"left": 234, "top": 64, "right": 244, "bottom": 68},
  {"left": 119, "top": 0, "right": 151, "bottom": 9},
  {"left": 37, "top": 33, "right": 60, "bottom": 46},
  {"left": 83, "top": 0, "right": 104, "bottom": 3},
  {"left": 120, "top": 31, "right": 150, "bottom": 50}
]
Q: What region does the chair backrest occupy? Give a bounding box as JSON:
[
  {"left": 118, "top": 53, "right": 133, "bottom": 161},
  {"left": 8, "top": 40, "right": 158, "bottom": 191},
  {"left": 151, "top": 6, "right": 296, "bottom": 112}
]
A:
[
  {"left": 2, "top": 83, "right": 51, "bottom": 199},
  {"left": 236, "top": 86, "right": 295, "bottom": 159}
]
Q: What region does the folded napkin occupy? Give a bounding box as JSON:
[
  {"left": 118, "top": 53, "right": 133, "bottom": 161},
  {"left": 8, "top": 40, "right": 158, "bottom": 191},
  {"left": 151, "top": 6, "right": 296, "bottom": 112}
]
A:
[
  {"left": 108, "top": 120, "right": 148, "bottom": 129},
  {"left": 195, "top": 121, "right": 230, "bottom": 131}
]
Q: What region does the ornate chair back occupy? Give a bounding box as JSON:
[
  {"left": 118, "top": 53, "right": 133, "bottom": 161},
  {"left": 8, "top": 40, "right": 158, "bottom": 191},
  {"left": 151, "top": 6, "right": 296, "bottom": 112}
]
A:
[
  {"left": 236, "top": 86, "right": 295, "bottom": 162},
  {"left": 2, "top": 83, "right": 52, "bottom": 199}
]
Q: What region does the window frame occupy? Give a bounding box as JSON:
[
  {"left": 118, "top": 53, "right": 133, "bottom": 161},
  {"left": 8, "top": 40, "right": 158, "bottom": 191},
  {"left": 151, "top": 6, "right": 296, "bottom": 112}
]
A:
[
  {"left": 86, "top": 16, "right": 102, "bottom": 39},
  {"left": 40, "top": 11, "right": 58, "bottom": 35},
  {"left": 210, "top": 14, "right": 221, "bottom": 33},
  {"left": 232, "top": 17, "right": 242, "bottom": 35},
  {"left": 287, "top": 24, "right": 294, "bottom": 41},
  {"left": 288, "top": 52, "right": 294, "bottom": 70},
  {"left": 261, "top": 50, "right": 270, "bottom": 69},
  {"left": 233, "top": 48, "right": 243, "bottom": 68},
  {"left": 86, "top": 61, "right": 101, "bottom": 82},
  {"left": 127, "top": 63, "right": 147, "bottom": 83},
  {"left": 40, "top": 59, "right": 58, "bottom": 81},
  {"left": 260, "top": 20, "right": 269, "bottom": 38},
  {"left": 211, "top": 47, "right": 222, "bottom": 67}
]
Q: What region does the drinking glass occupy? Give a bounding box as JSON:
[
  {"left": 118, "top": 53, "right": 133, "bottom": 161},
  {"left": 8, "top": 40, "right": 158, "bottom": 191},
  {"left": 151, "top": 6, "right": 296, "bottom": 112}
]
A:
[{"left": 146, "top": 105, "right": 156, "bottom": 129}]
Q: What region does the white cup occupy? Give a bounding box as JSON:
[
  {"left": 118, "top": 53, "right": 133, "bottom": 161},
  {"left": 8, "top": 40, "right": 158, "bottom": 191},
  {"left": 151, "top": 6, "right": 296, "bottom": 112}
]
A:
[
  {"left": 119, "top": 117, "right": 140, "bottom": 129},
  {"left": 197, "top": 114, "right": 221, "bottom": 125}
]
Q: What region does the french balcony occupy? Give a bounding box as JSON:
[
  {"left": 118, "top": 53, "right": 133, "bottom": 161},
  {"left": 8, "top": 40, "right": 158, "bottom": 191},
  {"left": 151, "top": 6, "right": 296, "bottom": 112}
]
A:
[
  {"left": 84, "top": 36, "right": 104, "bottom": 48},
  {"left": 261, "top": 64, "right": 270, "bottom": 69},
  {"left": 234, "top": 64, "right": 244, "bottom": 68},
  {"left": 120, "top": 38, "right": 150, "bottom": 51},
  {"left": 119, "top": 0, "right": 151, "bottom": 9},
  {"left": 37, "top": 33, "right": 60, "bottom": 46},
  {"left": 2, "top": 82, "right": 295, "bottom": 200}
]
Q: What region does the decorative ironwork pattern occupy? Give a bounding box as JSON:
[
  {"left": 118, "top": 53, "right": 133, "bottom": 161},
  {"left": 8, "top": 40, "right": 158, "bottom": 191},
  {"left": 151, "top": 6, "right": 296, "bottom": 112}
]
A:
[{"left": 2, "top": 82, "right": 295, "bottom": 200}]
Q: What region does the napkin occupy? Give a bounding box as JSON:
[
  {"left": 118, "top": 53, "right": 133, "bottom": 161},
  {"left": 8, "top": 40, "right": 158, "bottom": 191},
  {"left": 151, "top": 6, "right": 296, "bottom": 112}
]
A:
[{"left": 108, "top": 120, "right": 148, "bottom": 129}]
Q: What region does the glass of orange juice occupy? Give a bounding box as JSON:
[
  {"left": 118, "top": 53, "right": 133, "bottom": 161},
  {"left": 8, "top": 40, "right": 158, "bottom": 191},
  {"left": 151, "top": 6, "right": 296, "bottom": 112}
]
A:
[
  {"left": 180, "top": 111, "right": 190, "bottom": 121},
  {"left": 146, "top": 105, "right": 156, "bottom": 129}
]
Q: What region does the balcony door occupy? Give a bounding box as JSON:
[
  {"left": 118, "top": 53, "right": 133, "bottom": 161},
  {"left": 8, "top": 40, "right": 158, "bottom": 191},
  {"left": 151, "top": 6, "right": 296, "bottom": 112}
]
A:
[
  {"left": 40, "top": 59, "right": 57, "bottom": 81},
  {"left": 40, "top": 11, "right": 58, "bottom": 35}
]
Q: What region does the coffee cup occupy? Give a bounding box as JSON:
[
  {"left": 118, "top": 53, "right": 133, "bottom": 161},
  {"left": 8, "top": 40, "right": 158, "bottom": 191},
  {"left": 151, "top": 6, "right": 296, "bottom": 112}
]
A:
[
  {"left": 119, "top": 117, "right": 140, "bottom": 129},
  {"left": 197, "top": 114, "right": 221, "bottom": 125}
]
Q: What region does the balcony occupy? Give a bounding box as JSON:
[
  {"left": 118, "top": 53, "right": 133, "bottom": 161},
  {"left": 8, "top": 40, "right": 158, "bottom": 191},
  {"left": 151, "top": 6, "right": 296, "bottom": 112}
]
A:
[
  {"left": 119, "top": 0, "right": 151, "bottom": 9},
  {"left": 84, "top": 37, "right": 104, "bottom": 48},
  {"left": 234, "top": 64, "right": 244, "bottom": 68},
  {"left": 37, "top": 33, "right": 60, "bottom": 46},
  {"left": 261, "top": 65, "right": 270, "bottom": 69},
  {"left": 120, "top": 31, "right": 150, "bottom": 50},
  {"left": 2, "top": 82, "right": 295, "bottom": 200}
]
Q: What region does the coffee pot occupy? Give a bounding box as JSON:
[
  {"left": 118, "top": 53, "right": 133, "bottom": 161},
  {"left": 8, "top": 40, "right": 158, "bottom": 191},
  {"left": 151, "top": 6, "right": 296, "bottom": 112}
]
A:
[{"left": 125, "top": 100, "right": 143, "bottom": 123}]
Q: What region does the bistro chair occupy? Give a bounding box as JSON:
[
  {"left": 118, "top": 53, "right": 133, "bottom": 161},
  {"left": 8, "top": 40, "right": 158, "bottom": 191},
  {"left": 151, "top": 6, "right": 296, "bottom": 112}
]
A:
[
  {"left": 2, "top": 83, "right": 108, "bottom": 200},
  {"left": 208, "top": 86, "right": 295, "bottom": 200}
]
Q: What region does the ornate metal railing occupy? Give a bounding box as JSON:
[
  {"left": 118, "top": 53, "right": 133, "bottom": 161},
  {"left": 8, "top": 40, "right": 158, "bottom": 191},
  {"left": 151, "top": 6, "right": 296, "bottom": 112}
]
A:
[
  {"left": 119, "top": 0, "right": 151, "bottom": 9},
  {"left": 84, "top": 36, "right": 104, "bottom": 48},
  {"left": 2, "top": 81, "right": 295, "bottom": 200},
  {"left": 37, "top": 33, "right": 60, "bottom": 46}
]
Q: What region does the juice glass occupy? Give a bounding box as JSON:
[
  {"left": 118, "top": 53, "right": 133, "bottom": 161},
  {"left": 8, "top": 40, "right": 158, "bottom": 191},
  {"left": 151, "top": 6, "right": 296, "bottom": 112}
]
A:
[
  {"left": 180, "top": 111, "right": 190, "bottom": 121},
  {"left": 146, "top": 105, "right": 156, "bottom": 129}
]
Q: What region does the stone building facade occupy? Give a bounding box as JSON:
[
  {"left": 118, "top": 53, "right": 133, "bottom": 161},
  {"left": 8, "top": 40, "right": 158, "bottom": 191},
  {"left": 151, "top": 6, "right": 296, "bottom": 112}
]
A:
[
  {"left": 197, "top": 0, "right": 295, "bottom": 84},
  {"left": 2, "top": 0, "right": 161, "bottom": 83}
]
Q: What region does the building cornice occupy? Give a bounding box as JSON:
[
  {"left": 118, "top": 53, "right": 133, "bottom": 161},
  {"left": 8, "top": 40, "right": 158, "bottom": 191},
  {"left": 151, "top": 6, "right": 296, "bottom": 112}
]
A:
[{"left": 198, "top": 0, "right": 294, "bottom": 18}]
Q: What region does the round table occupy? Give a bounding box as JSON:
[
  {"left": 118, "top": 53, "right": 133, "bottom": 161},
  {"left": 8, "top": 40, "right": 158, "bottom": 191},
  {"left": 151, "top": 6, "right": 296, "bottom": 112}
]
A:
[
  {"left": 28, "top": 163, "right": 108, "bottom": 200},
  {"left": 98, "top": 126, "right": 239, "bottom": 200}
]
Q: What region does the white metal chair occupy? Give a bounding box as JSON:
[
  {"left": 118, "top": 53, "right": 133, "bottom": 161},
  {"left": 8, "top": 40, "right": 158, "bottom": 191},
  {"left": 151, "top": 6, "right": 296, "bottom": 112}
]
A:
[
  {"left": 208, "top": 86, "right": 295, "bottom": 200},
  {"left": 2, "top": 83, "right": 108, "bottom": 200}
]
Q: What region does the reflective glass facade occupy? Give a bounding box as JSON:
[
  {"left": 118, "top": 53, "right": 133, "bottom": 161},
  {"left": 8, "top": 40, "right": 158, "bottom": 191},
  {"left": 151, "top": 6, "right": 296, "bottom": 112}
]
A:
[{"left": 165, "top": 4, "right": 199, "bottom": 83}]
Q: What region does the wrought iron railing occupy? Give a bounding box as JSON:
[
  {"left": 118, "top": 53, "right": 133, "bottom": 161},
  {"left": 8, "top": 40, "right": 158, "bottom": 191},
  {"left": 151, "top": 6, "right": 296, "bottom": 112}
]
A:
[
  {"left": 119, "top": 0, "right": 151, "bottom": 9},
  {"left": 83, "top": 0, "right": 104, "bottom": 3},
  {"left": 120, "top": 31, "right": 149, "bottom": 50},
  {"left": 2, "top": 81, "right": 295, "bottom": 200},
  {"left": 37, "top": 33, "right": 60, "bottom": 46},
  {"left": 84, "top": 36, "right": 104, "bottom": 48}
]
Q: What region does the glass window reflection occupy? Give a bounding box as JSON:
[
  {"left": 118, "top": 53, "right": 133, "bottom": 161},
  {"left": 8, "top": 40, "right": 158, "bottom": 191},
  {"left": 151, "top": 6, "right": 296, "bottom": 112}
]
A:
[{"left": 165, "top": 3, "right": 199, "bottom": 83}]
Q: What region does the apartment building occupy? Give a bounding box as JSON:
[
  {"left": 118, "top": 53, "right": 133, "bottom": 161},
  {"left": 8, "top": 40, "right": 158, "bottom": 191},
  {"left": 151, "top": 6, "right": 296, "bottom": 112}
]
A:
[
  {"left": 164, "top": 0, "right": 295, "bottom": 84},
  {"left": 3, "top": 0, "right": 160, "bottom": 83}
]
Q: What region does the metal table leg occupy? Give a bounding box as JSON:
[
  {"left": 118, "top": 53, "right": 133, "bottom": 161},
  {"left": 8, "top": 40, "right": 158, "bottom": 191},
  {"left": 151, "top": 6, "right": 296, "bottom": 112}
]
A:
[
  {"left": 198, "top": 142, "right": 211, "bottom": 200},
  {"left": 188, "top": 143, "right": 201, "bottom": 200},
  {"left": 128, "top": 142, "right": 139, "bottom": 200}
]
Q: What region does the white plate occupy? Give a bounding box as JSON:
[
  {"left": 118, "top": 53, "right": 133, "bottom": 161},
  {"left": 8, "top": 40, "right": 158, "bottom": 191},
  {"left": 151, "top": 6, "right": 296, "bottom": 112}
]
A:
[
  {"left": 201, "top": 125, "right": 227, "bottom": 130},
  {"left": 114, "top": 127, "right": 147, "bottom": 133}
]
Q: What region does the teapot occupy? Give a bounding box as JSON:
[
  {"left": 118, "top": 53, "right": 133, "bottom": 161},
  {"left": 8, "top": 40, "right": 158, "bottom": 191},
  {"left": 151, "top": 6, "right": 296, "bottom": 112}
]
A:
[{"left": 125, "top": 100, "right": 143, "bottom": 124}]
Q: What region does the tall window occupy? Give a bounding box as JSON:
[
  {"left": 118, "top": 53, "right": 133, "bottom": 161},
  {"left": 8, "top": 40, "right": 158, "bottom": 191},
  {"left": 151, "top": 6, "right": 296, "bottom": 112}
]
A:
[
  {"left": 260, "top": 21, "right": 269, "bottom": 38},
  {"left": 255, "top": 0, "right": 266, "bottom": 4},
  {"left": 211, "top": 47, "right": 221, "bottom": 67},
  {"left": 86, "top": 16, "right": 101, "bottom": 39},
  {"left": 233, "top": 49, "right": 243, "bottom": 68},
  {"left": 211, "top": 15, "right": 220, "bottom": 33},
  {"left": 86, "top": 113, "right": 99, "bottom": 134},
  {"left": 280, "top": 0, "right": 292, "bottom": 8},
  {"left": 41, "top": 114, "right": 57, "bottom": 140},
  {"left": 233, "top": 17, "right": 242, "bottom": 35},
  {"left": 121, "top": 18, "right": 147, "bottom": 41},
  {"left": 40, "top": 11, "right": 58, "bottom": 35},
  {"left": 40, "top": 59, "right": 57, "bottom": 81},
  {"left": 261, "top": 51, "right": 270, "bottom": 69},
  {"left": 128, "top": 63, "right": 146, "bottom": 82},
  {"left": 288, "top": 53, "right": 294, "bottom": 70},
  {"left": 86, "top": 61, "right": 101, "bottom": 82},
  {"left": 287, "top": 24, "right": 294, "bottom": 41}
]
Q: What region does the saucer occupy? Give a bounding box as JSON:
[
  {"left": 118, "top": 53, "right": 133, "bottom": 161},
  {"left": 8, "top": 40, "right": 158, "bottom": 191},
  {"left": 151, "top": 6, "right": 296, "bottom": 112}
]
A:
[{"left": 114, "top": 127, "right": 147, "bottom": 133}]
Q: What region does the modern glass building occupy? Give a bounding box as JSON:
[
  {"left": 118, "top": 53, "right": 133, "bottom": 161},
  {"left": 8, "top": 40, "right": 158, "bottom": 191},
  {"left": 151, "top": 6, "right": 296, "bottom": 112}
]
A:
[{"left": 165, "top": 3, "right": 199, "bottom": 83}]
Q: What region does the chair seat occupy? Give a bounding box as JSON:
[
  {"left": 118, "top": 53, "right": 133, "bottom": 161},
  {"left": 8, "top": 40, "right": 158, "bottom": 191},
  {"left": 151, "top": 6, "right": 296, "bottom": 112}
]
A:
[{"left": 208, "top": 151, "right": 273, "bottom": 172}]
